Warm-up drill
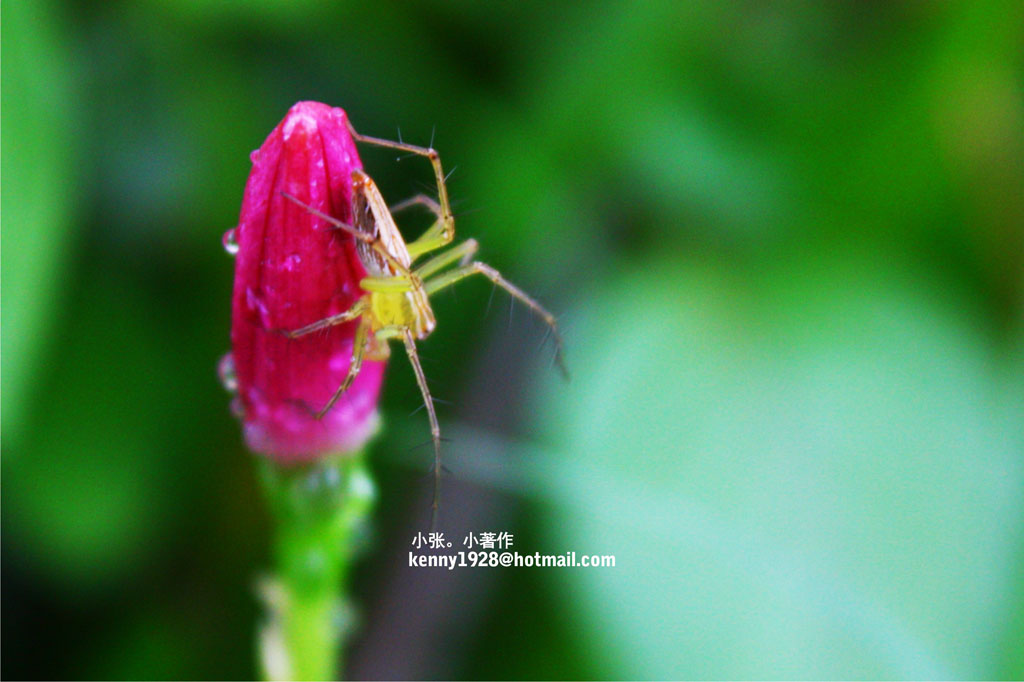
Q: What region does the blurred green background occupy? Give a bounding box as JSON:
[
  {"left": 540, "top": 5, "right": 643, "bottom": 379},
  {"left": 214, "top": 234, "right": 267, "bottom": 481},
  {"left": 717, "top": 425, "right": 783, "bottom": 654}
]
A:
[{"left": 3, "top": 1, "right": 1023, "bottom": 679}]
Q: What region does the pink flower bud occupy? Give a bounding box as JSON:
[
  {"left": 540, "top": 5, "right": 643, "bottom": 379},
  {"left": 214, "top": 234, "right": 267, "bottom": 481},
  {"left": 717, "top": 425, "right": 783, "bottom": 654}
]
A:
[{"left": 227, "top": 102, "right": 385, "bottom": 460}]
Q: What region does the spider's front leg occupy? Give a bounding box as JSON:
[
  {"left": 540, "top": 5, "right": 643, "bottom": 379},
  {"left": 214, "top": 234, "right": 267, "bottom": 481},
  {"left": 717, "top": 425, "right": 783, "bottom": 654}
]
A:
[
  {"left": 281, "top": 191, "right": 415, "bottom": 278},
  {"left": 390, "top": 194, "right": 449, "bottom": 261},
  {"left": 346, "top": 121, "right": 456, "bottom": 257}
]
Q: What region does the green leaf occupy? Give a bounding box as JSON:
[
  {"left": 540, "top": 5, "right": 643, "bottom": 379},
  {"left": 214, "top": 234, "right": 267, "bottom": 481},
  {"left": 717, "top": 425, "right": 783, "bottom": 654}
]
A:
[
  {"left": 525, "top": 256, "right": 1023, "bottom": 679},
  {"left": 1, "top": 0, "right": 80, "bottom": 446}
]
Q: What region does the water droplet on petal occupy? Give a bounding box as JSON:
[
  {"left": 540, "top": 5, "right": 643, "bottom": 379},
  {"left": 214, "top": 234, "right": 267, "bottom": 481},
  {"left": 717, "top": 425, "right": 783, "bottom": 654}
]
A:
[
  {"left": 245, "top": 287, "right": 272, "bottom": 328},
  {"left": 282, "top": 253, "right": 302, "bottom": 271},
  {"left": 218, "top": 353, "right": 238, "bottom": 393},
  {"left": 230, "top": 396, "right": 245, "bottom": 418},
  {"left": 250, "top": 149, "right": 261, "bottom": 164},
  {"left": 222, "top": 227, "right": 239, "bottom": 255}
]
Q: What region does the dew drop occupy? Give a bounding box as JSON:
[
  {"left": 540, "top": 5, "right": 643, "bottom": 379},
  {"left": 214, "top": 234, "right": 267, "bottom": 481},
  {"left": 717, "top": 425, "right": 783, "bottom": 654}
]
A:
[
  {"left": 222, "top": 227, "right": 239, "bottom": 255},
  {"left": 218, "top": 353, "right": 238, "bottom": 393},
  {"left": 250, "top": 149, "right": 261, "bottom": 164},
  {"left": 246, "top": 287, "right": 272, "bottom": 328},
  {"left": 230, "top": 396, "right": 245, "bottom": 418}
]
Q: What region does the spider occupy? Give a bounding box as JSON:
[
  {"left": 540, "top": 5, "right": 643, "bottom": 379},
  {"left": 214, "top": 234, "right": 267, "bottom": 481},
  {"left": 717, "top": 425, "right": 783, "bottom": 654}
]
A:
[{"left": 282, "top": 121, "right": 567, "bottom": 526}]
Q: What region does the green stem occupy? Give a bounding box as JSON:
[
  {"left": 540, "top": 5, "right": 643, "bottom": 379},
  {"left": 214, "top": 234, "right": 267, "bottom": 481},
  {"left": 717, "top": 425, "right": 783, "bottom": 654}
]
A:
[{"left": 257, "top": 452, "right": 375, "bottom": 681}]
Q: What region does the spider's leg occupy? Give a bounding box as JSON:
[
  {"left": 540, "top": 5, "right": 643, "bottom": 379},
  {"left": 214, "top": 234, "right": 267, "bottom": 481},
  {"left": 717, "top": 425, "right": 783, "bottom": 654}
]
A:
[
  {"left": 413, "top": 238, "right": 479, "bottom": 280},
  {"left": 346, "top": 121, "right": 455, "bottom": 258},
  {"left": 390, "top": 193, "right": 450, "bottom": 261},
  {"left": 390, "top": 194, "right": 441, "bottom": 217},
  {"left": 401, "top": 329, "right": 443, "bottom": 531},
  {"left": 285, "top": 299, "right": 368, "bottom": 338},
  {"left": 424, "top": 261, "right": 568, "bottom": 380},
  {"left": 281, "top": 191, "right": 414, "bottom": 278},
  {"left": 316, "top": 317, "right": 370, "bottom": 419}
]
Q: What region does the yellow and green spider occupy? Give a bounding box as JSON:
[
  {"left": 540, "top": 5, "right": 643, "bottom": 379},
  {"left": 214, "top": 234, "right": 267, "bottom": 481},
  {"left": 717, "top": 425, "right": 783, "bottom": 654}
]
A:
[{"left": 283, "top": 122, "right": 567, "bottom": 524}]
